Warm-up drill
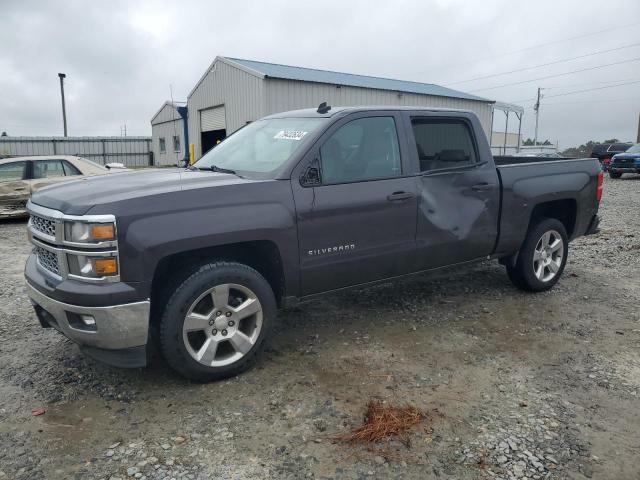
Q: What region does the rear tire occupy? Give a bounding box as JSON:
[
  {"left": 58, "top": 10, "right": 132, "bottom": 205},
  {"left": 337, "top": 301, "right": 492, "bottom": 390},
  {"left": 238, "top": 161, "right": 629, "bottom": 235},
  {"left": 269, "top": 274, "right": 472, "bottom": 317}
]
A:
[
  {"left": 159, "top": 261, "right": 276, "bottom": 381},
  {"left": 506, "top": 218, "right": 568, "bottom": 292},
  {"left": 609, "top": 171, "right": 622, "bottom": 179}
]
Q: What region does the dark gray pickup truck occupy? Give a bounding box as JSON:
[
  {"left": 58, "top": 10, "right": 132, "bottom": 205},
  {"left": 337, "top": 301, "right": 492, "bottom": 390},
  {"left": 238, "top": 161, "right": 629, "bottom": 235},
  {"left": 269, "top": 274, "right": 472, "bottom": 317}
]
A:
[{"left": 24, "top": 106, "right": 603, "bottom": 380}]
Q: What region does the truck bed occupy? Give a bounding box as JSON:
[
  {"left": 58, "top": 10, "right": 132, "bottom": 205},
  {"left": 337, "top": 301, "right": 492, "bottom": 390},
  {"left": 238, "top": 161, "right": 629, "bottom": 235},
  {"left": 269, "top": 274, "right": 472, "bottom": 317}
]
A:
[{"left": 493, "top": 156, "right": 601, "bottom": 256}]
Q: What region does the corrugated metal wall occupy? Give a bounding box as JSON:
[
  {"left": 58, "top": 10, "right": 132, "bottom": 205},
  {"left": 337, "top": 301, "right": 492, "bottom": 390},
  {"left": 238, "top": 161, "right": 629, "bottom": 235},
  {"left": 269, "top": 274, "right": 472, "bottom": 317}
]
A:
[
  {"left": 151, "top": 120, "right": 185, "bottom": 166},
  {"left": 187, "top": 60, "right": 264, "bottom": 158},
  {"left": 264, "top": 79, "right": 493, "bottom": 138},
  {"left": 187, "top": 59, "right": 493, "bottom": 160},
  {"left": 152, "top": 103, "right": 182, "bottom": 125},
  {"left": 0, "top": 137, "right": 152, "bottom": 167}
]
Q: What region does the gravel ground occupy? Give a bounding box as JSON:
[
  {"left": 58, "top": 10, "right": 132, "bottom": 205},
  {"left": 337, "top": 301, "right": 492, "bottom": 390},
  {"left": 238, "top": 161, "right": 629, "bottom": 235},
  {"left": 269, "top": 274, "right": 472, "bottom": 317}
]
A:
[{"left": 1, "top": 175, "right": 639, "bottom": 480}]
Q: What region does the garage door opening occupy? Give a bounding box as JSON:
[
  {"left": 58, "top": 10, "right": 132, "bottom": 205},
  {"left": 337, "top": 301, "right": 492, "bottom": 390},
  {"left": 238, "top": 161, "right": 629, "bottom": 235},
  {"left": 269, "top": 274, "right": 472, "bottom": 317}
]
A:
[
  {"left": 201, "top": 129, "right": 227, "bottom": 155},
  {"left": 200, "top": 105, "right": 226, "bottom": 156}
]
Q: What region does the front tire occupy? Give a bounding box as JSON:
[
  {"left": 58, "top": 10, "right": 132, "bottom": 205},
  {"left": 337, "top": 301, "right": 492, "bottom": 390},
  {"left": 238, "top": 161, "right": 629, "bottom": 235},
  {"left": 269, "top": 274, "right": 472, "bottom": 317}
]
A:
[
  {"left": 506, "top": 218, "right": 568, "bottom": 292},
  {"left": 159, "top": 261, "right": 276, "bottom": 381},
  {"left": 609, "top": 171, "right": 622, "bottom": 179}
]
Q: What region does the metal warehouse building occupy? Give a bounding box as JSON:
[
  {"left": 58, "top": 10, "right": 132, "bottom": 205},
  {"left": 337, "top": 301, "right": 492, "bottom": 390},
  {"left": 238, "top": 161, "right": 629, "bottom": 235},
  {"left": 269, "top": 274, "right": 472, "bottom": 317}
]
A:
[
  {"left": 150, "top": 102, "right": 188, "bottom": 166},
  {"left": 187, "top": 56, "right": 495, "bottom": 159}
]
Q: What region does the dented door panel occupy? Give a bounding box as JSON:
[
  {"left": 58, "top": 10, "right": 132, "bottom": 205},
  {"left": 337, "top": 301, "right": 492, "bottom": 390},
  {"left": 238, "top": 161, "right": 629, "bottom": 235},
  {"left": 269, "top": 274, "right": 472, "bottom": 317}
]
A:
[{"left": 416, "top": 165, "right": 500, "bottom": 269}]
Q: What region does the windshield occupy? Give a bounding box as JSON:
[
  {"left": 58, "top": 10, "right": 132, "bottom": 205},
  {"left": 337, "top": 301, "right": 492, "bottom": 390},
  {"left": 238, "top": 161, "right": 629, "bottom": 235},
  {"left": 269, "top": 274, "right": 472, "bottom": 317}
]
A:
[
  {"left": 626, "top": 143, "right": 640, "bottom": 154},
  {"left": 194, "top": 118, "right": 326, "bottom": 173}
]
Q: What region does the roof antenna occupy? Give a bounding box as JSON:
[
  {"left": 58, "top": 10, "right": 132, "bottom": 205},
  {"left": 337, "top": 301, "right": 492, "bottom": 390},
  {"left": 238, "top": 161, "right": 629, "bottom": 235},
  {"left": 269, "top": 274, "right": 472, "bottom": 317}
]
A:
[{"left": 317, "top": 102, "right": 331, "bottom": 114}]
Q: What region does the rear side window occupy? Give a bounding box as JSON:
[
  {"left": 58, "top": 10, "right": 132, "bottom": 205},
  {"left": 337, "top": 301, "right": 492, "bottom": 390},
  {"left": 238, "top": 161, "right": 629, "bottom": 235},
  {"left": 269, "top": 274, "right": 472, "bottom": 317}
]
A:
[
  {"left": 33, "top": 160, "right": 66, "bottom": 179},
  {"left": 62, "top": 160, "right": 81, "bottom": 176},
  {"left": 411, "top": 119, "right": 477, "bottom": 172},
  {"left": 0, "top": 161, "right": 26, "bottom": 182},
  {"left": 319, "top": 116, "right": 401, "bottom": 184}
]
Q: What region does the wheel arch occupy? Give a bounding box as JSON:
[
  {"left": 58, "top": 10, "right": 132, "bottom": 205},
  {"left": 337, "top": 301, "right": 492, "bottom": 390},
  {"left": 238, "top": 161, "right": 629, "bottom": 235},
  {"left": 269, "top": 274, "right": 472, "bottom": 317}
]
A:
[
  {"left": 149, "top": 240, "right": 286, "bottom": 335},
  {"left": 528, "top": 199, "right": 577, "bottom": 239}
]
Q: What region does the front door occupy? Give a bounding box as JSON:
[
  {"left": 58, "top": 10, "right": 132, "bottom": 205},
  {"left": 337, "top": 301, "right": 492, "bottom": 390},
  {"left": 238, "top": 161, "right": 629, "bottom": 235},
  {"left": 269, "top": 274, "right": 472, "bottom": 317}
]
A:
[
  {"left": 292, "top": 113, "right": 418, "bottom": 295},
  {"left": 0, "top": 160, "right": 30, "bottom": 216},
  {"left": 405, "top": 114, "right": 500, "bottom": 269}
]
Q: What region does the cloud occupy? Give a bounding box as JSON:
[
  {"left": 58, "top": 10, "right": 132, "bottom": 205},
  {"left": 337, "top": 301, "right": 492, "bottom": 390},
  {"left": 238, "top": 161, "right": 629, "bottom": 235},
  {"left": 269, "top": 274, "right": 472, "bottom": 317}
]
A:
[{"left": 1, "top": 0, "right": 639, "bottom": 147}]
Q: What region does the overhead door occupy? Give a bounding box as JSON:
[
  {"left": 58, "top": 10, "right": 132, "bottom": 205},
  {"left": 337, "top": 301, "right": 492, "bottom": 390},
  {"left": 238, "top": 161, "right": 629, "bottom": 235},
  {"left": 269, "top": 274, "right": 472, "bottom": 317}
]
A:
[{"left": 200, "top": 105, "right": 226, "bottom": 132}]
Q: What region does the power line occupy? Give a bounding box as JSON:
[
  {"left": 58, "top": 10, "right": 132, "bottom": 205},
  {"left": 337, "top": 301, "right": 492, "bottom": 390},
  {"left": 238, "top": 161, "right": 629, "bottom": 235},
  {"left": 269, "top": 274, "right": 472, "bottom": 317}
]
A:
[
  {"left": 508, "top": 79, "right": 640, "bottom": 103},
  {"left": 446, "top": 42, "right": 640, "bottom": 86},
  {"left": 510, "top": 79, "right": 640, "bottom": 104},
  {"left": 484, "top": 21, "right": 640, "bottom": 58},
  {"left": 542, "top": 78, "right": 640, "bottom": 90},
  {"left": 525, "top": 97, "right": 640, "bottom": 106},
  {"left": 415, "top": 21, "right": 640, "bottom": 78},
  {"left": 470, "top": 57, "right": 640, "bottom": 92},
  {"left": 544, "top": 80, "right": 640, "bottom": 100}
]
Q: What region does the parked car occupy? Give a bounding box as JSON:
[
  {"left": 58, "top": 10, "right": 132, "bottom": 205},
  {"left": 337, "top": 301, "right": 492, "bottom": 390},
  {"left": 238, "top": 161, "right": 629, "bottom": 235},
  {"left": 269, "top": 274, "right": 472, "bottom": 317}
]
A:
[
  {"left": 590, "top": 143, "right": 632, "bottom": 171},
  {"left": 608, "top": 143, "right": 640, "bottom": 178},
  {"left": 512, "top": 152, "right": 564, "bottom": 158},
  {"left": 24, "top": 106, "right": 602, "bottom": 381},
  {"left": 0, "top": 155, "right": 126, "bottom": 219}
]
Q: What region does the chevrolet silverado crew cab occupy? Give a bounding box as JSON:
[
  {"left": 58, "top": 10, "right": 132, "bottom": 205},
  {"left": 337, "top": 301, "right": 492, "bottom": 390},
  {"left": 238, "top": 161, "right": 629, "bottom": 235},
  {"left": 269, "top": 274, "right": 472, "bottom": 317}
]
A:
[{"left": 24, "top": 106, "right": 603, "bottom": 381}]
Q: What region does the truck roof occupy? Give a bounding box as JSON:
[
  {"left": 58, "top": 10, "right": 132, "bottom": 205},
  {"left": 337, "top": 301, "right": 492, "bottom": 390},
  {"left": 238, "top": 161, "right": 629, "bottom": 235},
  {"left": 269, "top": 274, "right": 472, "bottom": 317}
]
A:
[{"left": 263, "top": 106, "right": 475, "bottom": 119}]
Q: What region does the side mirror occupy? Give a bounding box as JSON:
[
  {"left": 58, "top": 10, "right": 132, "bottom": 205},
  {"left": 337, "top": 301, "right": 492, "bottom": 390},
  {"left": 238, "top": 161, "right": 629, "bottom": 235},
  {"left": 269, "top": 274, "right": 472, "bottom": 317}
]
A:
[{"left": 300, "top": 159, "right": 321, "bottom": 186}]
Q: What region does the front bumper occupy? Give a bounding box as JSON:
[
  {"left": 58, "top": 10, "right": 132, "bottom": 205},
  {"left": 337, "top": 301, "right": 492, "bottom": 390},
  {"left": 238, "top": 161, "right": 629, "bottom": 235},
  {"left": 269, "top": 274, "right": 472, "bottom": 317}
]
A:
[{"left": 26, "top": 281, "right": 150, "bottom": 367}]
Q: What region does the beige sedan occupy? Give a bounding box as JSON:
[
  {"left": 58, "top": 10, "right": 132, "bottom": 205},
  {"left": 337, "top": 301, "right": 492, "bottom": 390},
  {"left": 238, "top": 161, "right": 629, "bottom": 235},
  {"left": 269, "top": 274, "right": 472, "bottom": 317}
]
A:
[{"left": 0, "top": 155, "right": 125, "bottom": 219}]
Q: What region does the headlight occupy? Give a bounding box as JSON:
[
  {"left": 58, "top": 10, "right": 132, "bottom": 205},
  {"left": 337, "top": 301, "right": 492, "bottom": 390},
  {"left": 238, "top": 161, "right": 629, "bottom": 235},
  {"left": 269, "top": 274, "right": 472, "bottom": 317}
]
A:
[
  {"left": 64, "top": 221, "right": 116, "bottom": 243},
  {"left": 67, "top": 253, "right": 119, "bottom": 278}
]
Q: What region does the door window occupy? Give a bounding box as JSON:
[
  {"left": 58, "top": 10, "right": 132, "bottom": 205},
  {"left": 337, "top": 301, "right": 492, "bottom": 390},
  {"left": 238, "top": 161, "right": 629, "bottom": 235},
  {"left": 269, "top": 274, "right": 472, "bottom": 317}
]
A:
[
  {"left": 0, "top": 161, "right": 26, "bottom": 182},
  {"left": 33, "top": 160, "right": 66, "bottom": 179},
  {"left": 411, "top": 119, "right": 477, "bottom": 172},
  {"left": 319, "top": 116, "right": 401, "bottom": 184},
  {"left": 62, "top": 160, "right": 82, "bottom": 176}
]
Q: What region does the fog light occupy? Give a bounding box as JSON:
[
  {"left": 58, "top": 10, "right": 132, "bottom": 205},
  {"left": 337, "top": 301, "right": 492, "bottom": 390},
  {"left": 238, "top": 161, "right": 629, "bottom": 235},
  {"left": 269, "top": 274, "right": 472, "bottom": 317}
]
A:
[{"left": 80, "top": 314, "right": 96, "bottom": 326}]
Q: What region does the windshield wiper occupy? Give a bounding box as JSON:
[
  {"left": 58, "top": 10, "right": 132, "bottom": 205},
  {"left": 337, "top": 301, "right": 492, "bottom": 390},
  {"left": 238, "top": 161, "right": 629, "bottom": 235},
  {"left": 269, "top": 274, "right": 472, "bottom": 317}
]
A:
[{"left": 209, "top": 164, "right": 237, "bottom": 175}]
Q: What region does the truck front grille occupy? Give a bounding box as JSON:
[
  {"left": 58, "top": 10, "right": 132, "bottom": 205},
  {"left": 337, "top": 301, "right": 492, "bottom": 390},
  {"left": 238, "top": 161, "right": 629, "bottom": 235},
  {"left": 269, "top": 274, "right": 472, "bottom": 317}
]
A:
[
  {"left": 30, "top": 214, "right": 56, "bottom": 237},
  {"left": 35, "top": 246, "right": 60, "bottom": 276}
]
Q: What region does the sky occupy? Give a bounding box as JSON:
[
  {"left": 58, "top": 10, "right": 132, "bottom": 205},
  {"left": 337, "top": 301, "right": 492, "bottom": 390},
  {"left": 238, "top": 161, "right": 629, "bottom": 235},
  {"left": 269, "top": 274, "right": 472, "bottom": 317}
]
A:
[{"left": 1, "top": 0, "right": 639, "bottom": 149}]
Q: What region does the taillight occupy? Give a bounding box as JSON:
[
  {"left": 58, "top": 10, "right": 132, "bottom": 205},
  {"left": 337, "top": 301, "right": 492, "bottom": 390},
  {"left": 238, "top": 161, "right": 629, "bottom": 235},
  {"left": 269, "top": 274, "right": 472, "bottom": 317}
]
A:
[{"left": 596, "top": 171, "right": 604, "bottom": 202}]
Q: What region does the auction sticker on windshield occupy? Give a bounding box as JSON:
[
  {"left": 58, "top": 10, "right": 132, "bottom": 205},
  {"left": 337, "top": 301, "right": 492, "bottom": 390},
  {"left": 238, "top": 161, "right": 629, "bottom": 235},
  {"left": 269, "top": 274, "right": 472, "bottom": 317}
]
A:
[{"left": 274, "top": 130, "right": 308, "bottom": 141}]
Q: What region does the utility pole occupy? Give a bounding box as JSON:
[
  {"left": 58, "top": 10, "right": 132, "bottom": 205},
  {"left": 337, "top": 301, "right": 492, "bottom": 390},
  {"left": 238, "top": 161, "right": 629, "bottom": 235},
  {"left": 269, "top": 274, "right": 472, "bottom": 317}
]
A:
[
  {"left": 58, "top": 73, "right": 68, "bottom": 137},
  {"left": 533, "top": 87, "right": 543, "bottom": 146}
]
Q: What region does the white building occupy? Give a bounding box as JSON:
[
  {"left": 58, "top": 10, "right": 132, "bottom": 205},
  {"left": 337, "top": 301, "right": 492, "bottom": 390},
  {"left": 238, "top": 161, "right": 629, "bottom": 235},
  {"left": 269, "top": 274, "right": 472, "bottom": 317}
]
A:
[
  {"left": 150, "top": 101, "right": 188, "bottom": 166},
  {"left": 186, "top": 56, "right": 497, "bottom": 160}
]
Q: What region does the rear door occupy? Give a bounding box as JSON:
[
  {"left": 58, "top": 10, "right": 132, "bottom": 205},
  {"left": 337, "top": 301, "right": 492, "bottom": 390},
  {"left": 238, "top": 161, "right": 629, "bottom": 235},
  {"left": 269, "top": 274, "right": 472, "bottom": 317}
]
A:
[
  {"left": 0, "top": 161, "right": 30, "bottom": 216},
  {"left": 403, "top": 113, "right": 500, "bottom": 269},
  {"left": 291, "top": 112, "right": 418, "bottom": 295}
]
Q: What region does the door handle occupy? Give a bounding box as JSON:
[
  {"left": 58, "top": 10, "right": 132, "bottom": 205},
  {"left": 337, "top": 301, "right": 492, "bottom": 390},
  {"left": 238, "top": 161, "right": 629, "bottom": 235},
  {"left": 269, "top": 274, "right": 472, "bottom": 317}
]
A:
[
  {"left": 387, "top": 191, "right": 414, "bottom": 202},
  {"left": 471, "top": 183, "right": 494, "bottom": 191}
]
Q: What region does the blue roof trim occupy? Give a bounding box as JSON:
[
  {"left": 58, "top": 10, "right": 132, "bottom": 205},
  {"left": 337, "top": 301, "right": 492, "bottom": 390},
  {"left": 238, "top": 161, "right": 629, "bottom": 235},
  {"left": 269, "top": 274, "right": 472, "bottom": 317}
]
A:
[{"left": 226, "top": 57, "right": 490, "bottom": 103}]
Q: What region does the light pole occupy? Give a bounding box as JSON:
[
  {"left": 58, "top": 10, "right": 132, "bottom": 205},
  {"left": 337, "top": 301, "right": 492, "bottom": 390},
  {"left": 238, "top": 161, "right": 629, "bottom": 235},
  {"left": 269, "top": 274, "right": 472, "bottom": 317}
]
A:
[{"left": 58, "top": 73, "right": 67, "bottom": 137}]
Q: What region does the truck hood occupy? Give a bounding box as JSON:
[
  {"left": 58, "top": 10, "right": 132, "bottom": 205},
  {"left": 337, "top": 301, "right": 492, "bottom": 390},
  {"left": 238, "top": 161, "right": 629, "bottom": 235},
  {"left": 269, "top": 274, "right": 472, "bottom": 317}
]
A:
[{"left": 30, "top": 168, "right": 253, "bottom": 215}]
